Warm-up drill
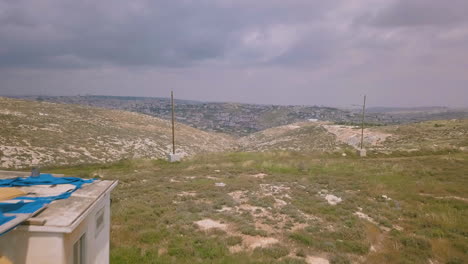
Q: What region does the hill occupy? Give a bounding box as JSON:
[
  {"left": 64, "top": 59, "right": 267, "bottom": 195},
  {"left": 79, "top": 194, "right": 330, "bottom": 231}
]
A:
[
  {"left": 49, "top": 150, "right": 468, "bottom": 264},
  {"left": 239, "top": 119, "right": 468, "bottom": 155},
  {"left": 1, "top": 97, "right": 467, "bottom": 263},
  {"left": 10, "top": 95, "right": 382, "bottom": 136},
  {"left": 11, "top": 95, "right": 468, "bottom": 136},
  {"left": 1, "top": 96, "right": 466, "bottom": 169},
  {"left": 239, "top": 122, "right": 349, "bottom": 153},
  {"left": 374, "top": 119, "right": 468, "bottom": 154},
  {"left": 0, "top": 97, "right": 235, "bottom": 168}
]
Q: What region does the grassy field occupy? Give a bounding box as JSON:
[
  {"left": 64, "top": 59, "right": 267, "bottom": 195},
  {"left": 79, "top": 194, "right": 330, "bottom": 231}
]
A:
[{"left": 48, "top": 151, "right": 468, "bottom": 264}]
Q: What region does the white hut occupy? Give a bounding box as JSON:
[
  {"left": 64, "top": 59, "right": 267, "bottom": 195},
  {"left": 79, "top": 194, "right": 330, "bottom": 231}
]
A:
[{"left": 0, "top": 171, "right": 118, "bottom": 264}]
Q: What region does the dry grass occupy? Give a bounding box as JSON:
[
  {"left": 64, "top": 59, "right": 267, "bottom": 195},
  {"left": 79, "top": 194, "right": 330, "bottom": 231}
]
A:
[
  {"left": 3, "top": 97, "right": 467, "bottom": 263},
  {"left": 48, "top": 151, "right": 468, "bottom": 264}
]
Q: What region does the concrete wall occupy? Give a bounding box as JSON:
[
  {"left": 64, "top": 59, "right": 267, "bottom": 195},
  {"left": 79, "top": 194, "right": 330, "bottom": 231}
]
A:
[
  {"left": 0, "top": 230, "right": 65, "bottom": 264},
  {"left": 64, "top": 192, "right": 111, "bottom": 264},
  {"left": 0, "top": 193, "right": 111, "bottom": 264}
]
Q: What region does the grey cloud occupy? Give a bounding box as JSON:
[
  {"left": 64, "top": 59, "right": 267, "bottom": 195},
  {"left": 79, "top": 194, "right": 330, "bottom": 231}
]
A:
[
  {"left": 0, "top": 0, "right": 336, "bottom": 68},
  {"left": 0, "top": 0, "right": 467, "bottom": 107},
  {"left": 363, "top": 0, "right": 468, "bottom": 28}
]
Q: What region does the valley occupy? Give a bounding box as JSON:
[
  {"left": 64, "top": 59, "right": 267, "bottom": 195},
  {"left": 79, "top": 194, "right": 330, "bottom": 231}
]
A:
[{"left": 1, "top": 96, "right": 467, "bottom": 263}]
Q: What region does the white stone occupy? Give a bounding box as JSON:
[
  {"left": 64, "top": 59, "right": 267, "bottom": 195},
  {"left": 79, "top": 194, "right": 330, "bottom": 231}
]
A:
[
  {"left": 359, "top": 148, "right": 367, "bottom": 157},
  {"left": 167, "top": 153, "right": 182, "bottom": 162},
  {"left": 324, "top": 194, "right": 342, "bottom": 205},
  {"left": 382, "top": 194, "right": 392, "bottom": 200}
]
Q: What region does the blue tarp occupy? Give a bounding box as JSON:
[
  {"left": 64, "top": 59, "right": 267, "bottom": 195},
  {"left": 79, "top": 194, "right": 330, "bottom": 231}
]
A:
[
  {"left": 0, "top": 214, "right": 15, "bottom": 226},
  {"left": 0, "top": 174, "right": 93, "bottom": 189},
  {"left": 0, "top": 174, "right": 94, "bottom": 235},
  {"left": 0, "top": 201, "right": 47, "bottom": 214}
]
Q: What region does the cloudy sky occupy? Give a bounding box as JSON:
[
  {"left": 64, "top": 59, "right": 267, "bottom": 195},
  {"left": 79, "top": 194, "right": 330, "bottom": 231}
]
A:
[{"left": 1, "top": 0, "right": 467, "bottom": 107}]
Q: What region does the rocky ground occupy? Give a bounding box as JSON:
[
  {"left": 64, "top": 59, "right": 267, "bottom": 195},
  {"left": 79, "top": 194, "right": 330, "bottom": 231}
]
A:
[
  {"left": 2, "top": 96, "right": 467, "bottom": 263},
  {"left": 0, "top": 97, "right": 235, "bottom": 168},
  {"left": 48, "top": 151, "right": 468, "bottom": 264},
  {"left": 1, "top": 97, "right": 466, "bottom": 169},
  {"left": 13, "top": 95, "right": 468, "bottom": 136}
]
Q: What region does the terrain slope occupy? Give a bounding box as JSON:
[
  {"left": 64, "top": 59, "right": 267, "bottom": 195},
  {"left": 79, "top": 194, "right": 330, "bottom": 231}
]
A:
[
  {"left": 12, "top": 95, "right": 468, "bottom": 136},
  {"left": 1, "top": 96, "right": 467, "bottom": 169},
  {"left": 239, "top": 122, "right": 348, "bottom": 152},
  {"left": 0, "top": 97, "right": 235, "bottom": 168},
  {"left": 239, "top": 119, "right": 468, "bottom": 154}
]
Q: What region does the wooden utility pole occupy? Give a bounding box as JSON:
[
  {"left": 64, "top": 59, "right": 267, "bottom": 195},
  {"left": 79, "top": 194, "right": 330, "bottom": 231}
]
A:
[
  {"left": 171, "top": 91, "right": 175, "bottom": 154},
  {"left": 360, "top": 95, "right": 366, "bottom": 150}
]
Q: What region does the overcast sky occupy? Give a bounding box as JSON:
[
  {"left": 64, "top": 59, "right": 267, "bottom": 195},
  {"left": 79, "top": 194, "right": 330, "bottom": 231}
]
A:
[{"left": 1, "top": 0, "right": 467, "bottom": 107}]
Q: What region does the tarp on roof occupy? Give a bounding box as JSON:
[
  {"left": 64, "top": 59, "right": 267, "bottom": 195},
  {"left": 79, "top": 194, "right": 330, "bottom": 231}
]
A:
[
  {"left": 0, "top": 174, "right": 94, "bottom": 236},
  {"left": 0, "top": 187, "right": 26, "bottom": 201}
]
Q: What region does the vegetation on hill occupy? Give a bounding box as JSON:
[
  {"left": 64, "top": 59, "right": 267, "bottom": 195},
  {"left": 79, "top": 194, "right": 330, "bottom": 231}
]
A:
[
  {"left": 374, "top": 119, "right": 468, "bottom": 155},
  {"left": 239, "top": 119, "right": 468, "bottom": 155},
  {"left": 239, "top": 122, "right": 351, "bottom": 153},
  {"left": 47, "top": 151, "right": 468, "bottom": 264},
  {"left": 0, "top": 97, "right": 235, "bottom": 168},
  {"left": 1, "top": 96, "right": 467, "bottom": 168},
  {"left": 12, "top": 95, "right": 468, "bottom": 136},
  {"left": 2, "top": 96, "right": 467, "bottom": 263}
]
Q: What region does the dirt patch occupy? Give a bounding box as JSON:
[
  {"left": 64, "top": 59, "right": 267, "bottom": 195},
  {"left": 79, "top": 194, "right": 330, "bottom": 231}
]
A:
[
  {"left": 260, "top": 184, "right": 291, "bottom": 195},
  {"left": 228, "top": 190, "right": 249, "bottom": 203},
  {"left": 226, "top": 185, "right": 318, "bottom": 237},
  {"left": 177, "top": 191, "right": 197, "bottom": 197},
  {"left": 419, "top": 193, "right": 468, "bottom": 203},
  {"left": 354, "top": 211, "right": 378, "bottom": 225},
  {"left": 274, "top": 198, "right": 288, "bottom": 207},
  {"left": 195, "top": 219, "right": 227, "bottom": 231},
  {"left": 202, "top": 217, "right": 282, "bottom": 253},
  {"left": 322, "top": 124, "right": 391, "bottom": 149},
  {"left": 228, "top": 234, "right": 279, "bottom": 252},
  {"left": 306, "top": 256, "right": 330, "bottom": 264},
  {"left": 216, "top": 206, "right": 233, "bottom": 212},
  {"left": 246, "top": 237, "right": 279, "bottom": 249},
  {"left": 286, "top": 124, "right": 300, "bottom": 129},
  {"left": 158, "top": 248, "right": 167, "bottom": 256},
  {"left": 250, "top": 173, "right": 268, "bottom": 179},
  {"left": 354, "top": 210, "right": 391, "bottom": 232}
]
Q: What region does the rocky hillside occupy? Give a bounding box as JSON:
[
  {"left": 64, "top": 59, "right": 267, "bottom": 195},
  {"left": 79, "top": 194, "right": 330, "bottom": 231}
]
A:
[
  {"left": 374, "top": 119, "right": 468, "bottom": 154},
  {"left": 1, "top": 97, "right": 466, "bottom": 169},
  {"left": 12, "top": 95, "right": 379, "bottom": 136},
  {"left": 0, "top": 97, "right": 235, "bottom": 168},
  {"left": 239, "top": 122, "right": 349, "bottom": 153},
  {"left": 239, "top": 120, "right": 468, "bottom": 154},
  {"left": 13, "top": 95, "right": 468, "bottom": 136}
]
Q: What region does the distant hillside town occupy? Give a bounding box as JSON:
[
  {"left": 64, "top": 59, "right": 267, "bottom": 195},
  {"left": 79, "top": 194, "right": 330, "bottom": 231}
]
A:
[{"left": 12, "top": 95, "right": 468, "bottom": 136}]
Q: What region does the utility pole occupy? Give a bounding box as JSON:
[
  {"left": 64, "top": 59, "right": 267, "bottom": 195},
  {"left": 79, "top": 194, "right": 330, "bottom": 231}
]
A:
[
  {"left": 167, "top": 91, "right": 180, "bottom": 162},
  {"left": 360, "top": 95, "right": 366, "bottom": 150},
  {"left": 171, "top": 90, "right": 175, "bottom": 155}
]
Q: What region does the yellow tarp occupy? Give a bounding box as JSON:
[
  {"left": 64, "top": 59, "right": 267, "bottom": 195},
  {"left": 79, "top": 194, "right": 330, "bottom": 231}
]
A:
[
  {"left": 0, "top": 255, "right": 13, "bottom": 264},
  {"left": 0, "top": 256, "right": 13, "bottom": 264},
  {"left": 0, "top": 187, "right": 26, "bottom": 201}
]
